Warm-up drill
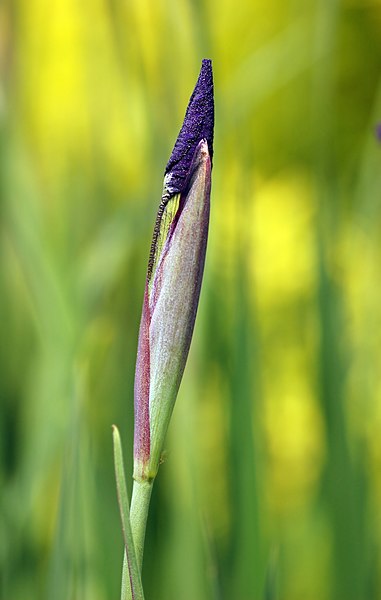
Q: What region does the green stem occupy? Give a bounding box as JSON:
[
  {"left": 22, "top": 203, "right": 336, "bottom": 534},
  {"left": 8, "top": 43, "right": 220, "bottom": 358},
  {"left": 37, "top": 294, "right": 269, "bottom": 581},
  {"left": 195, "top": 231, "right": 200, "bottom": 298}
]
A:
[
  {"left": 112, "top": 426, "right": 145, "bottom": 600},
  {"left": 131, "top": 480, "right": 154, "bottom": 569},
  {"left": 121, "top": 478, "right": 154, "bottom": 597}
]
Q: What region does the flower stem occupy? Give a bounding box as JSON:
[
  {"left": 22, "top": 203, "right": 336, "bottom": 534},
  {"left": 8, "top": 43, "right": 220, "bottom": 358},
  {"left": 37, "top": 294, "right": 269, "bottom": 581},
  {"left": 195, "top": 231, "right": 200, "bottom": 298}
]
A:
[
  {"left": 130, "top": 480, "right": 154, "bottom": 570},
  {"left": 112, "top": 426, "right": 145, "bottom": 600},
  {"left": 121, "top": 478, "right": 154, "bottom": 598}
]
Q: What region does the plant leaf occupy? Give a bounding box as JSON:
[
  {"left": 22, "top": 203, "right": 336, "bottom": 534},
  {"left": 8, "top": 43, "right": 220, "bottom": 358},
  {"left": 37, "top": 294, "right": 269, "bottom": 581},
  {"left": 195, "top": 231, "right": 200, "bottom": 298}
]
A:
[{"left": 112, "top": 425, "right": 145, "bottom": 600}]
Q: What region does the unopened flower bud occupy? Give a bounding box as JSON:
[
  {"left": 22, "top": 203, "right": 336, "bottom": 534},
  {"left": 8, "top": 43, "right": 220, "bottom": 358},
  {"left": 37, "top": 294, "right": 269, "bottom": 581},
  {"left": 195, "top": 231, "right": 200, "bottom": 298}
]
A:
[{"left": 133, "top": 59, "right": 214, "bottom": 482}]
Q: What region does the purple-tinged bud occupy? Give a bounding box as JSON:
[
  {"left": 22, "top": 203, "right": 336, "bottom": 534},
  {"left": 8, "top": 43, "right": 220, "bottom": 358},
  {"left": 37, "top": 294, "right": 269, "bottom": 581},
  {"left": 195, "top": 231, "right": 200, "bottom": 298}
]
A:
[
  {"left": 133, "top": 60, "right": 214, "bottom": 482},
  {"left": 376, "top": 123, "right": 381, "bottom": 141},
  {"left": 164, "top": 58, "right": 214, "bottom": 199}
]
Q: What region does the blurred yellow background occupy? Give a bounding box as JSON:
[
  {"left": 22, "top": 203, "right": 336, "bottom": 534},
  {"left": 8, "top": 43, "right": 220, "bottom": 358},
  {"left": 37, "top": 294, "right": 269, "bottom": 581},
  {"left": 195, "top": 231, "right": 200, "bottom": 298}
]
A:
[{"left": 1, "top": 1, "right": 381, "bottom": 599}]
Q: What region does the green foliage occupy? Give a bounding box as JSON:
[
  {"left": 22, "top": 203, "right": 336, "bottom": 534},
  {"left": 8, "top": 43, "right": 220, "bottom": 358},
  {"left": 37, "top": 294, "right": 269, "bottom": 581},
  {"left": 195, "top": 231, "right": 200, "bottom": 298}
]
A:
[{"left": 1, "top": 1, "right": 381, "bottom": 599}]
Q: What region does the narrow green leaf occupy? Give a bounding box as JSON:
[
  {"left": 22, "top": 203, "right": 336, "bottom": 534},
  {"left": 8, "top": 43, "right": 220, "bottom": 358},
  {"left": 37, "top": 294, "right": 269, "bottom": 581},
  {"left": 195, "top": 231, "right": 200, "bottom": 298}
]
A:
[{"left": 112, "top": 425, "right": 145, "bottom": 600}]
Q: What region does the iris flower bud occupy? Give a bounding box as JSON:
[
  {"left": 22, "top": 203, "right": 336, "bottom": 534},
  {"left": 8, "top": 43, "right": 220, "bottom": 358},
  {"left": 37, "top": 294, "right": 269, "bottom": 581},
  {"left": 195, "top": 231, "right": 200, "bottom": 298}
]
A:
[{"left": 133, "top": 59, "right": 214, "bottom": 482}]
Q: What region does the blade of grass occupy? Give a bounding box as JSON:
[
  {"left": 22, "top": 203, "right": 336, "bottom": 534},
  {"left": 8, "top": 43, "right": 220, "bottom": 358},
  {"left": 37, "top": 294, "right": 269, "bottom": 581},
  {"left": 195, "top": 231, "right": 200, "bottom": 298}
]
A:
[
  {"left": 112, "top": 425, "right": 145, "bottom": 600},
  {"left": 227, "top": 249, "right": 265, "bottom": 599},
  {"left": 312, "top": 2, "right": 371, "bottom": 597}
]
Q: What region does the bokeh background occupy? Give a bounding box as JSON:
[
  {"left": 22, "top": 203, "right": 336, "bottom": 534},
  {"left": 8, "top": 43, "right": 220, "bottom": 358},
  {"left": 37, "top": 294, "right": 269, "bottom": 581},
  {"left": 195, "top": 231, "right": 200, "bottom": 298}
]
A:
[{"left": 1, "top": 0, "right": 381, "bottom": 598}]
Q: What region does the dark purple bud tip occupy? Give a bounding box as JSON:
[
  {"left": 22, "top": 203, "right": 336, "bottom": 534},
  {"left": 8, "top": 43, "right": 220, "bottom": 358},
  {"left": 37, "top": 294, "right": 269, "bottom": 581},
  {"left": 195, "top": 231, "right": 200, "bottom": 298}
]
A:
[
  {"left": 164, "top": 59, "right": 214, "bottom": 198},
  {"left": 376, "top": 123, "right": 381, "bottom": 141}
]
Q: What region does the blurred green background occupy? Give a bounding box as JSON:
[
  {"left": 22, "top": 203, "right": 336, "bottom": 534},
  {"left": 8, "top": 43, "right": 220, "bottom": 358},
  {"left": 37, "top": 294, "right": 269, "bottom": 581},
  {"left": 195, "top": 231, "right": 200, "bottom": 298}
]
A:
[{"left": 1, "top": 0, "right": 381, "bottom": 598}]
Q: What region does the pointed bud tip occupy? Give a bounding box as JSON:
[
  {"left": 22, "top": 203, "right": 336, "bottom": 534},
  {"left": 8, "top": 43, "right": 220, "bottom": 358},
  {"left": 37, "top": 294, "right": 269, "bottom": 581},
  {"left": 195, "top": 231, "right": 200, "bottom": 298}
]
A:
[
  {"left": 195, "top": 139, "right": 212, "bottom": 174},
  {"left": 199, "top": 137, "right": 210, "bottom": 155},
  {"left": 164, "top": 59, "right": 214, "bottom": 197}
]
